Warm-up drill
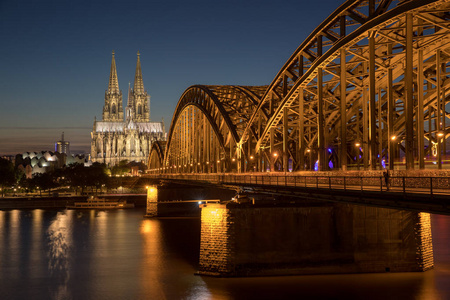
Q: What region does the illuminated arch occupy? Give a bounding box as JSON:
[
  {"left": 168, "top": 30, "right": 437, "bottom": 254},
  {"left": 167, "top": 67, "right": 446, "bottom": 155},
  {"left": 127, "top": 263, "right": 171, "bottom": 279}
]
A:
[
  {"left": 163, "top": 85, "right": 265, "bottom": 173},
  {"left": 147, "top": 141, "right": 166, "bottom": 171},
  {"left": 158, "top": 0, "right": 449, "bottom": 173},
  {"left": 238, "top": 0, "right": 450, "bottom": 171}
]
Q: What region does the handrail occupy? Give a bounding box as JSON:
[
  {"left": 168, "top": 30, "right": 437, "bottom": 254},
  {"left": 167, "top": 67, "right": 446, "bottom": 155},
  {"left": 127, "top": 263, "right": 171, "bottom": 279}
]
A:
[{"left": 148, "top": 173, "right": 450, "bottom": 196}]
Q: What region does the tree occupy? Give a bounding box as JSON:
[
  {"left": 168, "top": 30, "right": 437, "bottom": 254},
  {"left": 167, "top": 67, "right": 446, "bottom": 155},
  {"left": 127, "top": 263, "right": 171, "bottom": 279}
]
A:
[
  {"left": 65, "top": 163, "right": 88, "bottom": 195},
  {"left": 0, "top": 158, "right": 16, "bottom": 197},
  {"left": 111, "top": 160, "right": 131, "bottom": 176},
  {"left": 86, "top": 163, "right": 108, "bottom": 194},
  {"left": 32, "top": 172, "right": 58, "bottom": 196}
]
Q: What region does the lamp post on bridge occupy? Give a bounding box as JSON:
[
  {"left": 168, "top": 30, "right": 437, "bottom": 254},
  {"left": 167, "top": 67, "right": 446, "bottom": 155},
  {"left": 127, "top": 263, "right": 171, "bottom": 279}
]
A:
[{"left": 437, "top": 131, "right": 444, "bottom": 169}]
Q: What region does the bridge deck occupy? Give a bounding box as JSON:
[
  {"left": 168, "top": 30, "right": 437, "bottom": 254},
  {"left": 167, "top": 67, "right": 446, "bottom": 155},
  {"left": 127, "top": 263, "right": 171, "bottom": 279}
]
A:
[{"left": 145, "top": 172, "right": 450, "bottom": 215}]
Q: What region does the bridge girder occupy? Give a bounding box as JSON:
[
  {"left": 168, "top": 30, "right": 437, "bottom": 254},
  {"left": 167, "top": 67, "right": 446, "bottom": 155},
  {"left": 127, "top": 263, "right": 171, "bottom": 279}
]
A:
[
  {"left": 240, "top": 0, "right": 450, "bottom": 172},
  {"left": 162, "top": 85, "right": 266, "bottom": 173},
  {"left": 150, "top": 0, "right": 450, "bottom": 174},
  {"left": 148, "top": 141, "right": 166, "bottom": 170}
]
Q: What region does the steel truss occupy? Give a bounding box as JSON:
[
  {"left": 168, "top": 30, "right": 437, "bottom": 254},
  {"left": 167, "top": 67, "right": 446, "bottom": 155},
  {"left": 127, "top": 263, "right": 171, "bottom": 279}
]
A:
[{"left": 150, "top": 0, "right": 450, "bottom": 174}]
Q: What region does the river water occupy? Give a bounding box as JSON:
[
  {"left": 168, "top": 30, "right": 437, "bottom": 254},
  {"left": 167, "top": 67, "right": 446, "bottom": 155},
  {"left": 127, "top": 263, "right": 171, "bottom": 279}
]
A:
[{"left": 0, "top": 208, "right": 448, "bottom": 300}]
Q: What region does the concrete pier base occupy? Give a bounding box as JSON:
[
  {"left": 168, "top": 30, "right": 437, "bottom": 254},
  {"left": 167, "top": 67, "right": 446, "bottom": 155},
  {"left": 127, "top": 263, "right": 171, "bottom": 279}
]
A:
[{"left": 198, "top": 202, "right": 433, "bottom": 277}]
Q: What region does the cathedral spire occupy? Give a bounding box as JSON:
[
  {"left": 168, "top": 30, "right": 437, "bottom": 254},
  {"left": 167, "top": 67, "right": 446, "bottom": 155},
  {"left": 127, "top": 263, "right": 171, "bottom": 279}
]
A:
[
  {"left": 127, "top": 82, "right": 132, "bottom": 107},
  {"left": 108, "top": 50, "right": 119, "bottom": 93},
  {"left": 133, "top": 51, "right": 144, "bottom": 94}
]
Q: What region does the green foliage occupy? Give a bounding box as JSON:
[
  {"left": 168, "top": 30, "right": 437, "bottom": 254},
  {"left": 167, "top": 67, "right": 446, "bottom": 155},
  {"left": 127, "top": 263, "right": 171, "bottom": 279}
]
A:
[{"left": 111, "top": 160, "right": 131, "bottom": 176}]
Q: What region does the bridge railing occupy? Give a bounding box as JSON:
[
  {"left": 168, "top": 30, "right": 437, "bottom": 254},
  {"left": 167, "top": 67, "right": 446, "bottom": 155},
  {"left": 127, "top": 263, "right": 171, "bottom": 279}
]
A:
[{"left": 152, "top": 173, "right": 450, "bottom": 196}]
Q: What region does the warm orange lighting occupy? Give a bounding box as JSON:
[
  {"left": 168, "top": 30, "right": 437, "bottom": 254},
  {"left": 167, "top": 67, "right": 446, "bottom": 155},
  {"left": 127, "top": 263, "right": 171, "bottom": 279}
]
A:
[
  {"left": 206, "top": 161, "right": 209, "bottom": 164},
  {"left": 355, "top": 142, "right": 361, "bottom": 147},
  {"left": 391, "top": 135, "right": 397, "bottom": 141},
  {"left": 250, "top": 155, "right": 254, "bottom": 160},
  {"left": 273, "top": 152, "right": 278, "bottom": 157},
  {"left": 217, "top": 160, "right": 220, "bottom": 163},
  {"left": 232, "top": 158, "right": 236, "bottom": 162},
  {"left": 190, "top": 163, "right": 193, "bottom": 166},
  {"left": 306, "top": 149, "right": 310, "bottom": 153},
  {"left": 198, "top": 162, "right": 200, "bottom": 165},
  {"left": 437, "top": 132, "right": 444, "bottom": 137},
  {"left": 145, "top": 186, "right": 149, "bottom": 189}
]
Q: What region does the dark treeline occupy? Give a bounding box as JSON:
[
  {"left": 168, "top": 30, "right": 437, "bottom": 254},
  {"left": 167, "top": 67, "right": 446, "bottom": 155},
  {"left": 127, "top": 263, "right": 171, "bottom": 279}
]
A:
[{"left": 0, "top": 158, "right": 145, "bottom": 197}]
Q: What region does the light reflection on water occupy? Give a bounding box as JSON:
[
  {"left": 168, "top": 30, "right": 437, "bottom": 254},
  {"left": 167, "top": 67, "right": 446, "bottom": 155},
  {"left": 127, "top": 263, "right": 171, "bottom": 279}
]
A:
[
  {"left": 0, "top": 209, "right": 448, "bottom": 300},
  {"left": 47, "top": 210, "right": 72, "bottom": 300}
]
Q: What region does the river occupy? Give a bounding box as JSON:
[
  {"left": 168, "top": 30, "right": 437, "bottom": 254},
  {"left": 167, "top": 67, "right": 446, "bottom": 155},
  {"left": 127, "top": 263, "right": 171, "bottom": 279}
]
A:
[{"left": 0, "top": 208, "right": 448, "bottom": 300}]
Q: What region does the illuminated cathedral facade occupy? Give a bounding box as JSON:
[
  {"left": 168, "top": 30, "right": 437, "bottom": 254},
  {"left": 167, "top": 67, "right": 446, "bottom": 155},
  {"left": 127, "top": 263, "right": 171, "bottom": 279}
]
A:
[{"left": 90, "top": 51, "right": 165, "bottom": 166}]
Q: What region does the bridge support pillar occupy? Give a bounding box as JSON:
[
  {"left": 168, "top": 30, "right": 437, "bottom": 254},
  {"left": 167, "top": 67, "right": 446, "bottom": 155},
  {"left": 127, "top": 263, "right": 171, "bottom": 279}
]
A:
[
  {"left": 145, "top": 185, "right": 159, "bottom": 218},
  {"left": 198, "top": 202, "right": 433, "bottom": 277}
]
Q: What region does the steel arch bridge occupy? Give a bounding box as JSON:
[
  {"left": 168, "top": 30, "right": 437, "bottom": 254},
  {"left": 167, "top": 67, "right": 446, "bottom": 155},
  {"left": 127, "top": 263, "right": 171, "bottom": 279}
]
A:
[{"left": 149, "top": 0, "right": 450, "bottom": 174}]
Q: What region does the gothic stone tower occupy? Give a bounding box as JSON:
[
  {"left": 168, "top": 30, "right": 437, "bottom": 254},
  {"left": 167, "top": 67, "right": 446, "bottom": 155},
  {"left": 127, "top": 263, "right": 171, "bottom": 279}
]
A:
[
  {"left": 103, "top": 51, "right": 124, "bottom": 122},
  {"left": 130, "top": 51, "right": 150, "bottom": 122},
  {"left": 90, "top": 51, "right": 166, "bottom": 166}
]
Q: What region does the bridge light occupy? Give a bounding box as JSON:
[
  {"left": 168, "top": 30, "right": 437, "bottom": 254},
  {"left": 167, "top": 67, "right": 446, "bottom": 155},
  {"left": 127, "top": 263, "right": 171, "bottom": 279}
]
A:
[
  {"left": 437, "top": 132, "right": 444, "bottom": 137},
  {"left": 306, "top": 149, "right": 311, "bottom": 153},
  {"left": 232, "top": 158, "right": 236, "bottom": 162},
  {"left": 146, "top": 186, "right": 149, "bottom": 189},
  {"left": 206, "top": 162, "right": 209, "bottom": 164},
  {"left": 190, "top": 163, "right": 193, "bottom": 166},
  {"left": 390, "top": 135, "right": 397, "bottom": 141},
  {"left": 217, "top": 160, "right": 220, "bottom": 163},
  {"left": 250, "top": 155, "right": 254, "bottom": 160},
  {"left": 273, "top": 152, "right": 278, "bottom": 157},
  {"left": 355, "top": 142, "right": 361, "bottom": 147},
  {"left": 197, "top": 162, "right": 200, "bottom": 165}
]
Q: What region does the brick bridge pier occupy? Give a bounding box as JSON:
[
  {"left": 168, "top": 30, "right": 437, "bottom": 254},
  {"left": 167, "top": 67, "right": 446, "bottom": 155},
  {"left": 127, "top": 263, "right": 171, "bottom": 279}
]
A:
[{"left": 145, "top": 183, "right": 434, "bottom": 277}]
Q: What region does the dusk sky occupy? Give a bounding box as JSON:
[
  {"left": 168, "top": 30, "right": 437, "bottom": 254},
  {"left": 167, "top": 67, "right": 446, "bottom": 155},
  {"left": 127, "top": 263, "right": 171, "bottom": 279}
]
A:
[{"left": 0, "top": 0, "right": 340, "bottom": 155}]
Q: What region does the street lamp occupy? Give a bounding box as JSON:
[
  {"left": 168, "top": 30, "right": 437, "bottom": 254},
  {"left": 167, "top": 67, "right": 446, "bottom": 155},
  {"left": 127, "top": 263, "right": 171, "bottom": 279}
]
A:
[
  {"left": 355, "top": 142, "right": 361, "bottom": 170},
  {"left": 437, "top": 132, "right": 444, "bottom": 169}
]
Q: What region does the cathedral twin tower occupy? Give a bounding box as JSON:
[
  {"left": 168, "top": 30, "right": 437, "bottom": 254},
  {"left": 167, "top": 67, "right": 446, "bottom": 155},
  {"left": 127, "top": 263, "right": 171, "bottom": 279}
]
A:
[{"left": 90, "top": 51, "right": 165, "bottom": 166}]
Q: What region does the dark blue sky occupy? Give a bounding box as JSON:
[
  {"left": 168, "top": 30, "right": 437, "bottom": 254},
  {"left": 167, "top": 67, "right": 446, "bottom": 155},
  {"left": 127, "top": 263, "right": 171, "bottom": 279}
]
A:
[{"left": 0, "top": 0, "right": 340, "bottom": 155}]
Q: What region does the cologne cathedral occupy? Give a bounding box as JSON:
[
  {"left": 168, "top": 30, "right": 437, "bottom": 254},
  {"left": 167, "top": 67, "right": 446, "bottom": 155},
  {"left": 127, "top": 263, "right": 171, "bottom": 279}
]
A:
[{"left": 90, "top": 51, "right": 166, "bottom": 166}]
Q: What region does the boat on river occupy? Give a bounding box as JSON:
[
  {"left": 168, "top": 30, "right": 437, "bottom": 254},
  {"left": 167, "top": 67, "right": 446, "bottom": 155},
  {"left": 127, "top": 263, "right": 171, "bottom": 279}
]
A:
[{"left": 66, "top": 196, "right": 135, "bottom": 209}]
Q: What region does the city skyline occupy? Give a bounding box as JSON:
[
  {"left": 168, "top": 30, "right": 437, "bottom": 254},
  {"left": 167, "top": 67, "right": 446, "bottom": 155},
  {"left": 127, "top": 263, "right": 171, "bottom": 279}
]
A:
[{"left": 1, "top": 0, "right": 338, "bottom": 155}]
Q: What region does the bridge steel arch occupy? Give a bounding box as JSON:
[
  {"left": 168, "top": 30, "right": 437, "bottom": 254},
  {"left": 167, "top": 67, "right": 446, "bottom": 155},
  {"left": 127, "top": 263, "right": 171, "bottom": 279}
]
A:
[
  {"left": 147, "top": 141, "right": 166, "bottom": 170},
  {"left": 159, "top": 85, "right": 266, "bottom": 174},
  {"left": 238, "top": 0, "right": 450, "bottom": 172},
  {"left": 150, "top": 0, "right": 450, "bottom": 174}
]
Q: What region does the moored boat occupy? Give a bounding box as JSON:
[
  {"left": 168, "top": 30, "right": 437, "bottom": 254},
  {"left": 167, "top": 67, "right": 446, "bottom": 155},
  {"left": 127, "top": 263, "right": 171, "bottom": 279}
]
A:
[{"left": 66, "top": 196, "right": 134, "bottom": 209}]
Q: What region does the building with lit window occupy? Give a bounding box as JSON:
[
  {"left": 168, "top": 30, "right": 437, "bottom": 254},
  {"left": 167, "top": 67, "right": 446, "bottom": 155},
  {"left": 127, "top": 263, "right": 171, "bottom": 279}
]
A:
[{"left": 55, "top": 132, "right": 70, "bottom": 154}]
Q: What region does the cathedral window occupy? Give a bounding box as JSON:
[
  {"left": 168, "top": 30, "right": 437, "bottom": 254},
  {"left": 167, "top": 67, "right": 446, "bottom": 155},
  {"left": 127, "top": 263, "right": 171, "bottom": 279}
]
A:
[
  {"left": 112, "top": 104, "right": 116, "bottom": 114},
  {"left": 138, "top": 104, "right": 142, "bottom": 115}
]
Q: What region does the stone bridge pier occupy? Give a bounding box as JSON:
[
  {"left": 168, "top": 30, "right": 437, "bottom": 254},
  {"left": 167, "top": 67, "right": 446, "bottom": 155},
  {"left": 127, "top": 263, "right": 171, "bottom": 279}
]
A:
[{"left": 197, "top": 202, "right": 433, "bottom": 277}]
